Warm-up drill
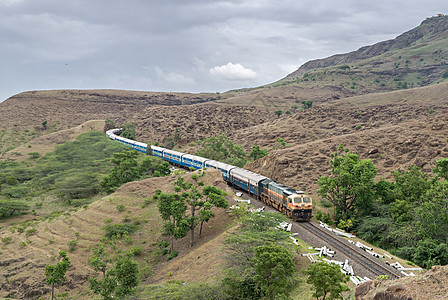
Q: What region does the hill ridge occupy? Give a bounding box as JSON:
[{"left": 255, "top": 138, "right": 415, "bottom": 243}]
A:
[{"left": 287, "top": 15, "right": 448, "bottom": 78}]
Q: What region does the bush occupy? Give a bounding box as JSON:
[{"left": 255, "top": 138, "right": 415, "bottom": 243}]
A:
[
  {"left": 1, "top": 236, "right": 13, "bottom": 244},
  {"left": 25, "top": 228, "right": 37, "bottom": 236},
  {"left": 323, "top": 213, "right": 333, "bottom": 225},
  {"left": 67, "top": 240, "right": 78, "bottom": 252},
  {"left": 442, "top": 70, "right": 448, "bottom": 78},
  {"left": 103, "top": 223, "right": 137, "bottom": 239},
  {"left": 116, "top": 204, "right": 125, "bottom": 212},
  {"left": 128, "top": 246, "right": 143, "bottom": 256},
  {"left": 167, "top": 250, "right": 178, "bottom": 261}
]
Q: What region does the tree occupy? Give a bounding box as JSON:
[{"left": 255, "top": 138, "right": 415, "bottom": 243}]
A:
[
  {"left": 317, "top": 145, "right": 377, "bottom": 220},
  {"left": 274, "top": 110, "right": 283, "bottom": 118},
  {"left": 89, "top": 247, "right": 139, "bottom": 300},
  {"left": 104, "top": 118, "right": 116, "bottom": 132},
  {"left": 249, "top": 145, "right": 269, "bottom": 161},
  {"left": 154, "top": 190, "right": 189, "bottom": 252},
  {"left": 139, "top": 156, "right": 170, "bottom": 177},
  {"left": 195, "top": 134, "right": 247, "bottom": 167},
  {"left": 253, "top": 244, "right": 295, "bottom": 300},
  {"left": 199, "top": 185, "right": 228, "bottom": 235},
  {"left": 0, "top": 199, "right": 29, "bottom": 217},
  {"left": 392, "top": 165, "right": 430, "bottom": 204},
  {"left": 417, "top": 180, "right": 448, "bottom": 243},
  {"left": 273, "top": 137, "right": 287, "bottom": 150},
  {"left": 42, "top": 120, "right": 48, "bottom": 130},
  {"left": 45, "top": 250, "right": 71, "bottom": 300},
  {"left": 301, "top": 100, "right": 313, "bottom": 109},
  {"left": 173, "top": 171, "right": 228, "bottom": 246},
  {"left": 100, "top": 150, "right": 140, "bottom": 193},
  {"left": 434, "top": 158, "right": 448, "bottom": 180},
  {"left": 305, "top": 262, "right": 349, "bottom": 300},
  {"left": 120, "top": 122, "right": 136, "bottom": 140},
  {"left": 222, "top": 212, "right": 292, "bottom": 299}
]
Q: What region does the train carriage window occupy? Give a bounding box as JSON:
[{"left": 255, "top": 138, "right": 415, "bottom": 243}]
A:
[{"left": 303, "top": 197, "right": 311, "bottom": 203}]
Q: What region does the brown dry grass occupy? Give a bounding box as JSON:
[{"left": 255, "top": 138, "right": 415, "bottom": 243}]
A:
[
  {"left": 0, "top": 169, "right": 236, "bottom": 299},
  {"left": 2, "top": 120, "right": 106, "bottom": 161}
]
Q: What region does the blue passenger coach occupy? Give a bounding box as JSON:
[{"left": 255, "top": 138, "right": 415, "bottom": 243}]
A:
[
  {"left": 163, "top": 149, "right": 184, "bottom": 165},
  {"left": 229, "top": 167, "right": 269, "bottom": 196},
  {"left": 150, "top": 145, "right": 165, "bottom": 158},
  {"left": 182, "top": 154, "right": 209, "bottom": 170}
]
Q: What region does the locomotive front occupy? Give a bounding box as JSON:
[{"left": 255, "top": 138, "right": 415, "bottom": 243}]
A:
[{"left": 287, "top": 191, "right": 312, "bottom": 221}]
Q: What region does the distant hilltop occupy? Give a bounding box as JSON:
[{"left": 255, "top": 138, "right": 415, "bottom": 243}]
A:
[{"left": 286, "top": 15, "right": 448, "bottom": 78}]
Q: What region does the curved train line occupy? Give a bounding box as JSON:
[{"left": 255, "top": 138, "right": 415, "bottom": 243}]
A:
[
  {"left": 106, "top": 128, "right": 404, "bottom": 279},
  {"left": 105, "top": 128, "right": 312, "bottom": 221}
]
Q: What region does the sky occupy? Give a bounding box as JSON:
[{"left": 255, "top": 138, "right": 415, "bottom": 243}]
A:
[{"left": 0, "top": 0, "right": 447, "bottom": 102}]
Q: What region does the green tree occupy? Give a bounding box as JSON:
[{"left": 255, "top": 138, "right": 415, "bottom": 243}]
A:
[
  {"left": 273, "top": 137, "right": 287, "bottom": 150},
  {"left": 275, "top": 110, "right": 283, "bottom": 118},
  {"left": 392, "top": 165, "right": 430, "bottom": 204},
  {"left": 434, "top": 158, "right": 448, "bottom": 180},
  {"left": 305, "top": 262, "right": 349, "bottom": 300},
  {"left": 173, "top": 171, "right": 228, "bottom": 246},
  {"left": 317, "top": 145, "right": 377, "bottom": 220},
  {"left": 222, "top": 212, "right": 292, "bottom": 299},
  {"left": 253, "top": 244, "right": 295, "bottom": 300},
  {"left": 89, "top": 248, "right": 139, "bottom": 300},
  {"left": 45, "top": 250, "right": 71, "bottom": 300},
  {"left": 100, "top": 150, "right": 140, "bottom": 193},
  {"left": 120, "top": 122, "right": 136, "bottom": 140},
  {"left": 198, "top": 185, "right": 228, "bottom": 235},
  {"left": 104, "top": 118, "right": 116, "bottom": 132},
  {"left": 417, "top": 180, "right": 448, "bottom": 243},
  {"left": 0, "top": 199, "right": 29, "bottom": 217},
  {"left": 154, "top": 190, "right": 189, "bottom": 252},
  {"left": 139, "top": 156, "right": 170, "bottom": 178},
  {"left": 54, "top": 171, "right": 99, "bottom": 202},
  {"left": 397, "top": 239, "right": 448, "bottom": 269},
  {"left": 195, "top": 134, "right": 248, "bottom": 167},
  {"left": 249, "top": 145, "right": 269, "bottom": 161},
  {"left": 301, "top": 100, "right": 313, "bottom": 109},
  {"left": 42, "top": 120, "right": 48, "bottom": 130}
]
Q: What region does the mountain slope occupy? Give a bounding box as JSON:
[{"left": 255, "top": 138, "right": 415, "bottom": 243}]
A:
[{"left": 287, "top": 15, "right": 448, "bottom": 77}]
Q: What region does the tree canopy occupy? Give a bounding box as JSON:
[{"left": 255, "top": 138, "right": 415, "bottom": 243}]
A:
[
  {"left": 317, "top": 145, "right": 377, "bottom": 220},
  {"left": 195, "top": 134, "right": 248, "bottom": 167},
  {"left": 305, "top": 261, "right": 349, "bottom": 300},
  {"left": 45, "top": 250, "right": 71, "bottom": 300}
]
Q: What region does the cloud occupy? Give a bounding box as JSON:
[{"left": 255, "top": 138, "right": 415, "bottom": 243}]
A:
[
  {"left": 209, "top": 62, "right": 256, "bottom": 80},
  {"left": 154, "top": 67, "right": 196, "bottom": 86},
  {"left": 0, "top": 0, "right": 23, "bottom": 6}
]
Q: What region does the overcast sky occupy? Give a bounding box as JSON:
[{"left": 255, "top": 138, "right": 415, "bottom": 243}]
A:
[{"left": 0, "top": 0, "right": 446, "bottom": 102}]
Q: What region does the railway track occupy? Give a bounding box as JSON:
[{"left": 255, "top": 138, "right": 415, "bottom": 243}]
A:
[
  {"left": 295, "top": 220, "right": 403, "bottom": 279},
  {"left": 240, "top": 190, "right": 403, "bottom": 280}
]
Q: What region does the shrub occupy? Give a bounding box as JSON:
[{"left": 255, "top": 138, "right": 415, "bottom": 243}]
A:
[
  {"left": 25, "top": 228, "right": 37, "bottom": 236},
  {"left": 443, "top": 70, "right": 448, "bottom": 78},
  {"left": 323, "top": 213, "right": 333, "bottom": 225},
  {"left": 1, "top": 236, "right": 13, "bottom": 244},
  {"left": 28, "top": 152, "right": 41, "bottom": 159},
  {"left": 67, "top": 240, "right": 78, "bottom": 252},
  {"left": 128, "top": 246, "right": 143, "bottom": 256},
  {"left": 167, "top": 250, "right": 178, "bottom": 261},
  {"left": 103, "top": 223, "right": 137, "bottom": 239},
  {"left": 116, "top": 204, "right": 125, "bottom": 212}
]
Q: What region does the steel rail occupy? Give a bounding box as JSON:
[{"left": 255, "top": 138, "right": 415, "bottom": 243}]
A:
[{"left": 296, "top": 221, "right": 402, "bottom": 279}]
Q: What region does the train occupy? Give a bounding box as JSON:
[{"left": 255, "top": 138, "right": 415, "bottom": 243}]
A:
[{"left": 105, "top": 128, "right": 313, "bottom": 221}]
